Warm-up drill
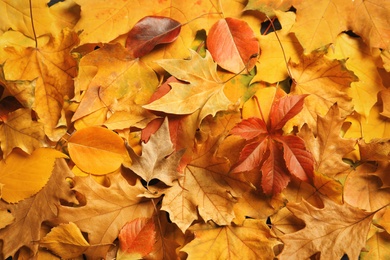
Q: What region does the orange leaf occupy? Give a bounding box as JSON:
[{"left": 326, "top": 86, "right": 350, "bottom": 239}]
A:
[
  {"left": 117, "top": 218, "right": 156, "bottom": 259},
  {"left": 207, "top": 17, "right": 259, "bottom": 74},
  {"left": 68, "top": 126, "right": 128, "bottom": 175}
]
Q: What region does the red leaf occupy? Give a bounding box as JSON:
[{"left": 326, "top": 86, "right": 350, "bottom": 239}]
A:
[
  {"left": 207, "top": 17, "right": 259, "bottom": 74},
  {"left": 230, "top": 117, "right": 268, "bottom": 140},
  {"left": 118, "top": 218, "right": 156, "bottom": 257},
  {"left": 126, "top": 16, "right": 181, "bottom": 58},
  {"left": 231, "top": 137, "right": 268, "bottom": 173},
  {"left": 270, "top": 94, "right": 308, "bottom": 131},
  {"left": 261, "top": 140, "right": 290, "bottom": 195},
  {"left": 275, "top": 135, "right": 314, "bottom": 181}
]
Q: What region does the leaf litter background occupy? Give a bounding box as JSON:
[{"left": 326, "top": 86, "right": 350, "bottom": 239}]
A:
[{"left": 0, "top": 0, "right": 390, "bottom": 259}]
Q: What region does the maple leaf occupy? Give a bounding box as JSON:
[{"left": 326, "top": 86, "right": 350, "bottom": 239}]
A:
[
  {"left": 126, "top": 16, "right": 182, "bottom": 59},
  {"left": 124, "top": 118, "right": 184, "bottom": 186},
  {"left": 244, "top": 0, "right": 293, "bottom": 16},
  {"left": 56, "top": 172, "right": 155, "bottom": 259},
  {"left": 0, "top": 108, "right": 47, "bottom": 158},
  {"left": 207, "top": 17, "right": 259, "bottom": 74},
  {"left": 72, "top": 43, "right": 159, "bottom": 128},
  {"left": 287, "top": 50, "right": 356, "bottom": 131},
  {"left": 231, "top": 94, "right": 314, "bottom": 195},
  {"left": 0, "top": 158, "right": 77, "bottom": 258},
  {"left": 298, "top": 104, "right": 356, "bottom": 178},
  {"left": 143, "top": 49, "right": 232, "bottom": 124},
  {"left": 0, "top": 28, "right": 79, "bottom": 140},
  {"left": 181, "top": 220, "right": 280, "bottom": 259},
  {"left": 279, "top": 197, "right": 375, "bottom": 259}
]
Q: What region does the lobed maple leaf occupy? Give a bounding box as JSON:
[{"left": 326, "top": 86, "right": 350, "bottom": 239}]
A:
[{"left": 231, "top": 94, "right": 314, "bottom": 195}]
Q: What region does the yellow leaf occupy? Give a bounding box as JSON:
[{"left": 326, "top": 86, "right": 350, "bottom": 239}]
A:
[
  {"left": 40, "top": 222, "right": 90, "bottom": 259},
  {"left": 0, "top": 148, "right": 67, "bottom": 203},
  {"left": 68, "top": 126, "right": 128, "bottom": 175},
  {"left": 254, "top": 10, "right": 303, "bottom": 83},
  {"left": 0, "top": 28, "right": 79, "bottom": 140},
  {"left": 327, "top": 33, "right": 385, "bottom": 118},
  {"left": 0, "top": 108, "right": 47, "bottom": 158},
  {"left": 313, "top": 172, "right": 343, "bottom": 204},
  {"left": 361, "top": 226, "right": 390, "bottom": 260},
  {"left": 182, "top": 220, "right": 280, "bottom": 259}
]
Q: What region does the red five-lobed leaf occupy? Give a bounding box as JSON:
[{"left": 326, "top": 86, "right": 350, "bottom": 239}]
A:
[
  {"left": 231, "top": 94, "right": 314, "bottom": 195},
  {"left": 126, "top": 16, "right": 182, "bottom": 58},
  {"left": 207, "top": 17, "right": 259, "bottom": 74}
]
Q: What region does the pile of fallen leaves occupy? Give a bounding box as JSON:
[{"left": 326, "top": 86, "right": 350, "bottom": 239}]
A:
[{"left": 1, "top": 0, "right": 390, "bottom": 259}]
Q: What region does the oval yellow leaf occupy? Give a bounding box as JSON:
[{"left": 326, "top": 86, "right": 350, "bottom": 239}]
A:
[
  {"left": 40, "top": 222, "right": 90, "bottom": 259},
  {"left": 68, "top": 126, "right": 128, "bottom": 175},
  {"left": 0, "top": 148, "right": 67, "bottom": 203}
]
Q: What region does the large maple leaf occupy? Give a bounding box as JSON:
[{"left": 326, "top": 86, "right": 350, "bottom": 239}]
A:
[
  {"left": 279, "top": 197, "right": 375, "bottom": 259},
  {"left": 56, "top": 172, "right": 155, "bottom": 259},
  {"left": 231, "top": 94, "right": 314, "bottom": 195},
  {"left": 0, "top": 159, "right": 77, "bottom": 258},
  {"left": 143, "top": 50, "right": 232, "bottom": 124}
]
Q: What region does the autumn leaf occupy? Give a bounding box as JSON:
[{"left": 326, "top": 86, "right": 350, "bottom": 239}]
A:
[
  {"left": 207, "top": 17, "right": 259, "bottom": 74},
  {"left": 0, "top": 158, "right": 77, "bottom": 258},
  {"left": 0, "top": 210, "right": 14, "bottom": 229},
  {"left": 40, "top": 222, "right": 90, "bottom": 259},
  {"left": 57, "top": 172, "right": 155, "bottom": 259},
  {"left": 361, "top": 226, "right": 390, "bottom": 260},
  {"left": 68, "top": 126, "right": 129, "bottom": 175},
  {"left": 0, "top": 148, "right": 67, "bottom": 203},
  {"left": 124, "top": 118, "right": 184, "bottom": 186},
  {"left": 244, "top": 0, "right": 293, "bottom": 16},
  {"left": 181, "top": 220, "right": 280, "bottom": 259},
  {"left": 117, "top": 218, "right": 156, "bottom": 259},
  {"left": 0, "top": 28, "right": 79, "bottom": 140},
  {"left": 298, "top": 104, "right": 356, "bottom": 178},
  {"left": 231, "top": 94, "right": 314, "bottom": 194},
  {"left": 0, "top": 108, "right": 47, "bottom": 158},
  {"left": 143, "top": 49, "right": 232, "bottom": 124},
  {"left": 126, "top": 16, "right": 182, "bottom": 59},
  {"left": 279, "top": 197, "right": 375, "bottom": 259}
]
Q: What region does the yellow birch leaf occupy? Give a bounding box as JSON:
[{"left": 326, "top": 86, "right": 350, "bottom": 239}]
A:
[
  {"left": 68, "top": 126, "right": 129, "bottom": 175},
  {"left": 182, "top": 220, "right": 280, "bottom": 259},
  {"left": 40, "top": 222, "right": 90, "bottom": 259},
  {"left": 361, "top": 227, "right": 390, "bottom": 260},
  {"left": 1, "top": 28, "right": 79, "bottom": 140},
  {"left": 0, "top": 148, "right": 67, "bottom": 203},
  {"left": 327, "top": 33, "right": 385, "bottom": 118},
  {"left": 0, "top": 108, "right": 47, "bottom": 158},
  {"left": 254, "top": 10, "right": 303, "bottom": 83}
]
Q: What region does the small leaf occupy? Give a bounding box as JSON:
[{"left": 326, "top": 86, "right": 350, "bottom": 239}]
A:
[
  {"left": 68, "top": 126, "right": 128, "bottom": 175},
  {"left": 40, "top": 222, "right": 90, "bottom": 259},
  {"left": 126, "top": 16, "right": 182, "bottom": 58},
  {"left": 117, "top": 218, "right": 156, "bottom": 259},
  {"left": 207, "top": 17, "right": 259, "bottom": 74},
  {"left": 0, "top": 148, "right": 67, "bottom": 203}
]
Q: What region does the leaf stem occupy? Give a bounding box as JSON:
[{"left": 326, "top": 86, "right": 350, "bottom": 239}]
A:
[{"left": 29, "top": 0, "right": 38, "bottom": 48}]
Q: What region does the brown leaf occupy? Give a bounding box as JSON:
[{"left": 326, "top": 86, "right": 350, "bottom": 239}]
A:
[
  {"left": 0, "top": 159, "right": 77, "bottom": 258},
  {"left": 57, "top": 173, "right": 155, "bottom": 259},
  {"left": 126, "top": 16, "right": 182, "bottom": 58},
  {"left": 124, "top": 118, "right": 184, "bottom": 186},
  {"left": 279, "top": 197, "right": 374, "bottom": 259}
]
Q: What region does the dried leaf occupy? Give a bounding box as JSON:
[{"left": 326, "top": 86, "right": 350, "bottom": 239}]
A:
[
  {"left": 207, "top": 17, "right": 259, "bottom": 74},
  {"left": 40, "top": 222, "right": 90, "bottom": 259},
  {"left": 0, "top": 148, "right": 67, "bottom": 203},
  {"left": 279, "top": 197, "right": 374, "bottom": 259},
  {"left": 68, "top": 126, "right": 128, "bottom": 175},
  {"left": 126, "top": 16, "right": 181, "bottom": 58}
]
